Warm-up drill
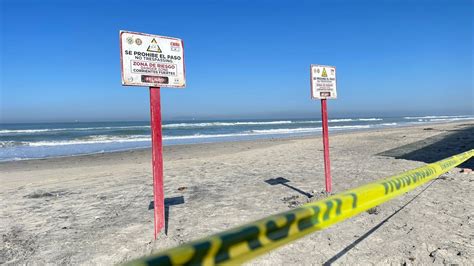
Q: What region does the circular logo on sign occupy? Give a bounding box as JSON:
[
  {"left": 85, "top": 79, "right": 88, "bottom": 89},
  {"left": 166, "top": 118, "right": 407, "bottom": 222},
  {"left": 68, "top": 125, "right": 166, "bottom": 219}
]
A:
[
  {"left": 135, "top": 38, "right": 142, "bottom": 45},
  {"left": 126, "top": 37, "right": 133, "bottom": 44}
]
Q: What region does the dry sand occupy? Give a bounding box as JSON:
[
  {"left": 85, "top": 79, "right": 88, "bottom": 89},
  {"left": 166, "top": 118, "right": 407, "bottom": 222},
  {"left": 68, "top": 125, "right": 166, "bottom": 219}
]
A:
[{"left": 1, "top": 122, "right": 473, "bottom": 265}]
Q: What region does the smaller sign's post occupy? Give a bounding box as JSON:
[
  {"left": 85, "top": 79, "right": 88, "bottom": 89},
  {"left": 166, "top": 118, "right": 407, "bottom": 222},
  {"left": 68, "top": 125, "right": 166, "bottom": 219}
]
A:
[
  {"left": 310, "top": 65, "right": 337, "bottom": 193},
  {"left": 120, "top": 30, "right": 185, "bottom": 238},
  {"left": 320, "top": 99, "right": 331, "bottom": 192}
]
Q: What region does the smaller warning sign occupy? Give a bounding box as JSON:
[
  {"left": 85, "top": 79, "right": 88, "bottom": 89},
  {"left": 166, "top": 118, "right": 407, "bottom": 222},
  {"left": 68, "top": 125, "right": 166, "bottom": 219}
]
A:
[{"left": 310, "top": 64, "right": 337, "bottom": 99}]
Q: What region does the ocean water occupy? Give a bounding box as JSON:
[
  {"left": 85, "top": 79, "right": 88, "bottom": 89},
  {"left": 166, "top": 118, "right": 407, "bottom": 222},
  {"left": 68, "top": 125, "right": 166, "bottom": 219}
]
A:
[{"left": 1, "top": 115, "right": 473, "bottom": 162}]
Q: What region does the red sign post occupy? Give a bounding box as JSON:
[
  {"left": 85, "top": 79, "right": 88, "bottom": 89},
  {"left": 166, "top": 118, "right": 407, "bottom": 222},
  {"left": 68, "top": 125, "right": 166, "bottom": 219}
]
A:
[
  {"left": 149, "top": 87, "right": 165, "bottom": 237},
  {"left": 120, "top": 31, "right": 185, "bottom": 238},
  {"left": 320, "top": 99, "right": 331, "bottom": 192},
  {"left": 310, "top": 65, "right": 337, "bottom": 193}
]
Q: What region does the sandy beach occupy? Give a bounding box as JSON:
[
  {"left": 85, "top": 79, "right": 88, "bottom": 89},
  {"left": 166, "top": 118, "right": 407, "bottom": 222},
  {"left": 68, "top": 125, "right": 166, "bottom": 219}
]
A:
[{"left": 1, "top": 121, "right": 473, "bottom": 265}]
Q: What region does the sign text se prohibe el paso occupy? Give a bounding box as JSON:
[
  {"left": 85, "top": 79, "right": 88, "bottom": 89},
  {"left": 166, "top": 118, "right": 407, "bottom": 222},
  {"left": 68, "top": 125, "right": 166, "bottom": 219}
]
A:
[
  {"left": 120, "top": 31, "right": 185, "bottom": 88},
  {"left": 310, "top": 65, "right": 337, "bottom": 99}
]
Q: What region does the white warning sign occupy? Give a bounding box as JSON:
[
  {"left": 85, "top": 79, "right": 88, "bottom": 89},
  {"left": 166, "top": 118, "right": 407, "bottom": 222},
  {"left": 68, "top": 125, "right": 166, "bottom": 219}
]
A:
[
  {"left": 310, "top": 64, "right": 337, "bottom": 99},
  {"left": 120, "top": 31, "right": 185, "bottom": 88}
]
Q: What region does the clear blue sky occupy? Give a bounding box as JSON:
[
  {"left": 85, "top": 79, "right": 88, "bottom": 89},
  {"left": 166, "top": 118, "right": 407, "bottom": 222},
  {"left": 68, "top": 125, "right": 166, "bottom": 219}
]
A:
[{"left": 1, "top": 0, "right": 473, "bottom": 123}]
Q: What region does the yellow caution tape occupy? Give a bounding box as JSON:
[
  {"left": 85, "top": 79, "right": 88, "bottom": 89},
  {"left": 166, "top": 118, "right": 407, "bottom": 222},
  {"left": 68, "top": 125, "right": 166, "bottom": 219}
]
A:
[{"left": 127, "top": 149, "right": 474, "bottom": 266}]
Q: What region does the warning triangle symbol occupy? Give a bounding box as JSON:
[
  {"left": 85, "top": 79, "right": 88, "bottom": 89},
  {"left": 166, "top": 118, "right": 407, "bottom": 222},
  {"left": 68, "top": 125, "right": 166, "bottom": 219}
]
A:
[
  {"left": 147, "top": 38, "right": 162, "bottom": 53},
  {"left": 321, "top": 68, "right": 328, "bottom": 77}
]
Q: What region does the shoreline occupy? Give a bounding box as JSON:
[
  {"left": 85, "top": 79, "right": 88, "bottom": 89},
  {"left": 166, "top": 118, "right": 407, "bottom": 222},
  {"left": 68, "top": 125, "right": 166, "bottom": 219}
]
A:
[
  {"left": 1, "top": 119, "right": 471, "bottom": 165},
  {"left": 1, "top": 121, "right": 473, "bottom": 264}
]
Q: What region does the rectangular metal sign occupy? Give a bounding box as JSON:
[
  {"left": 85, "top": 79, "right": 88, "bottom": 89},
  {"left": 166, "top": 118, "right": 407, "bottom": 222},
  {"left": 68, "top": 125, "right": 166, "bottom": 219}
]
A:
[
  {"left": 120, "top": 30, "right": 185, "bottom": 88},
  {"left": 310, "top": 64, "right": 337, "bottom": 99}
]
